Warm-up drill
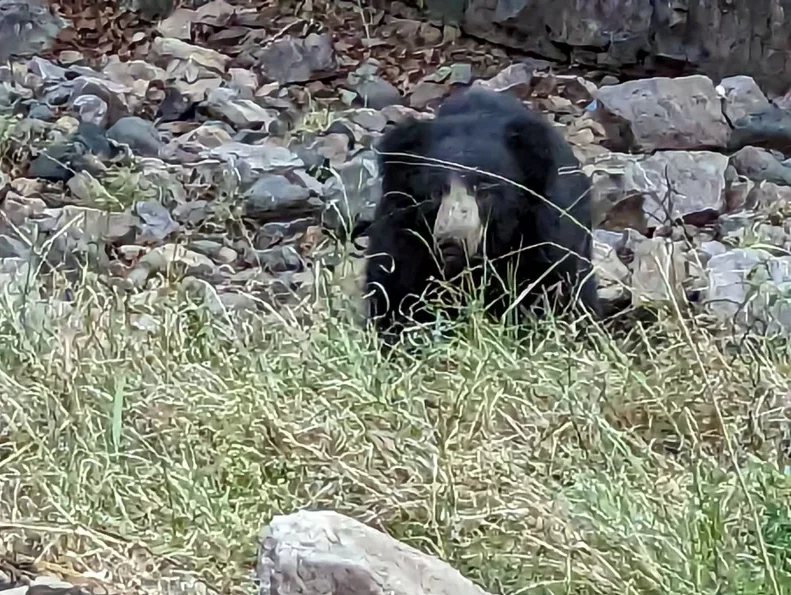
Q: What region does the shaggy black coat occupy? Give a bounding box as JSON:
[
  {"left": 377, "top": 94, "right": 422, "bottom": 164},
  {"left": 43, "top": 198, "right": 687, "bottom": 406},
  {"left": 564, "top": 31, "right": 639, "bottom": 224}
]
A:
[{"left": 364, "top": 87, "right": 600, "bottom": 340}]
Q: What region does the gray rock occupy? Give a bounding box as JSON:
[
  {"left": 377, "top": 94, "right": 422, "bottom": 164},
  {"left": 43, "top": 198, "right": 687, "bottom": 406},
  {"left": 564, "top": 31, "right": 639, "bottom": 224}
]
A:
[
  {"left": 256, "top": 510, "right": 491, "bottom": 595},
  {"left": 348, "top": 74, "right": 402, "bottom": 109},
  {"left": 730, "top": 146, "right": 791, "bottom": 187},
  {"left": 344, "top": 109, "right": 388, "bottom": 133},
  {"left": 228, "top": 68, "right": 259, "bottom": 99},
  {"left": 107, "top": 116, "right": 163, "bottom": 158},
  {"left": 244, "top": 174, "right": 323, "bottom": 221},
  {"left": 727, "top": 106, "right": 791, "bottom": 153},
  {"left": 0, "top": 0, "right": 69, "bottom": 63},
  {"left": 630, "top": 238, "right": 688, "bottom": 307},
  {"left": 27, "top": 57, "right": 68, "bottom": 82},
  {"left": 27, "top": 102, "right": 53, "bottom": 120},
  {"left": 206, "top": 88, "right": 280, "bottom": 130},
  {"left": 322, "top": 150, "right": 381, "bottom": 231},
  {"left": 594, "top": 75, "right": 729, "bottom": 152},
  {"left": 69, "top": 76, "right": 130, "bottom": 126},
  {"left": 209, "top": 142, "right": 304, "bottom": 173},
  {"left": 587, "top": 150, "right": 728, "bottom": 230},
  {"left": 592, "top": 239, "right": 630, "bottom": 303},
  {"left": 72, "top": 94, "right": 108, "bottom": 126},
  {"left": 257, "top": 33, "right": 337, "bottom": 84},
  {"left": 130, "top": 243, "right": 217, "bottom": 288},
  {"left": 189, "top": 240, "right": 237, "bottom": 265},
  {"left": 719, "top": 75, "right": 771, "bottom": 125},
  {"left": 150, "top": 37, "right": 229, "bottom": 74},
  {"left": 472, "top": 63, "right": 535, "bottom": 97},
  {"left": 133, "top": 200, "right": 179, "bottom": 243},
  {"left": 749, "top": 181, "right": 791, "bottom": 212},
  {"left": 701, "top": 248, "right": 791, "bottom": 334},
  {"left": 256, "top": 218, "right": 314, "bottom": 250},
  {"left": 409, "top": 81, "right": 448, "bottom": 109},
  {"left": 245, "top": 245, "right": 303, "bottom": 272}
]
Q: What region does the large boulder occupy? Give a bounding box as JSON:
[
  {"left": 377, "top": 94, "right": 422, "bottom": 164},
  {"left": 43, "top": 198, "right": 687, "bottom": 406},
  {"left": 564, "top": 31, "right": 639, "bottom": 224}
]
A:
[
  {"left": 256, "top": 510, "right": 491, "bottom": 595},
  {"left": 406, "top": 0, "right": 791, "bottom": 96}
]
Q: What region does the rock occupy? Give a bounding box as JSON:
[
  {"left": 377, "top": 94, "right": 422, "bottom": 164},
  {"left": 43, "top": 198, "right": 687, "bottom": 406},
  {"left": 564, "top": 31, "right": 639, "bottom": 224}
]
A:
[
  {"left": 72, "top": 94, "right": 108, "bottom": 126},
  {"left": 630, "top": 238, "right": 688, "bottom": 307},
  {"left": 209, "top": 142, "right": 303, "bottom": 174},
  {"left": 244, "top": 174, "right": 323, "bottom": 221},
  {"left": 255, "top": 218, "right": 314, "bottom": 250},
  {"left": 322, "top": 150, "right": 381, "bottom": 231},
  {"left": 130, "top": 243, "right": 217, "bottom": 287},
  {"left": 67, "top": 170, "right": 115, "bottom": 206},
  {"left": 728, "top": 106, "right": 791, "bottom": 153},
  {"left": 749, "top": 181, "right": 791, "bottom": 212},
  {"left": 149, "top": 37, "right": 230, "bottom": 74},
  {"left": 594, "top": 75, "right": 729, "bottom": 152},
  {"left": 245, "top": 245, "right": 303, "bottom": 272},
  {"left": 718, "top": 75, "right": 771, "bottom": 125},
  {"left": 107, "top": 116, "right": 163, "bottom": 158},
  {"left": 189, "top": 240, "right": 237, "bottom": 265},
  {"left": 126, "top": 0, "right": 177, "bottom": 20},
  {"left": 702, "top": 248, "right": 791, "bottom": 334},
  {"left": 344, "top": 109, "right": 388, "bottom": 133},
  {"left": 348, "top": 74, "right": 401, "bottom": 109},
  {"left": 0, "top": 0, "right": 69, "bottom": 63},
  {"left": 422, "top": 63, "right": 473, "bottom": 86},
  {"left": 730, "top": 146, "right": 791, "bottom": 187},
  {"left": 725, "top": 175, "right": 755, "bottom": 213},
  {"left": 103, "top": 59, "right": 167, "bottom": 92},
  {"left": 27, "top": 57, "right": 66, "bottom": 83},
  {"left": 593, "top": 239, "right": 630, "bottom": 303},
  {"left": 256, "top": 510, "right": 491, "bottom": 595},
  {"left": 257, "top": 33, "right": 337, "bottom": 84},
  {"left": 409, "top": 81, "right": 447, "bottom": 109},
  {"left": 228, "top": 68, "right": 260, "bottom": 99},
  {"left": 587, "top": 150, "right": 728, "bottom": 231},
  {"left": 69, "top": 76, "right": 130, "bottom": 126},
  {"left": 133, "top": 201, "right": 179, "bottom": 243},
  {"left": 472, "top": 63, "right": 534, "bottom": 97},
  {"left": 206, "top": 88, "right": 280, "bottom": 130}
]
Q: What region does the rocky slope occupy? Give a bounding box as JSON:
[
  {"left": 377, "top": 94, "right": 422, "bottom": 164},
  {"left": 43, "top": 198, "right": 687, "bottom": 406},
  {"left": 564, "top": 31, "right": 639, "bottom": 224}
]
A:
[{"left": 1, "top": 0, "right": 791, "bottom": 338}]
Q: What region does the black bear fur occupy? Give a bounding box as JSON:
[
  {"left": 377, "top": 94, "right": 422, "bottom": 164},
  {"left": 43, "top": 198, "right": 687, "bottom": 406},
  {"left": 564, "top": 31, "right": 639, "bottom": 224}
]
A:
[{"left": 363, "top": 87, "right": 600, "bottom": 341}]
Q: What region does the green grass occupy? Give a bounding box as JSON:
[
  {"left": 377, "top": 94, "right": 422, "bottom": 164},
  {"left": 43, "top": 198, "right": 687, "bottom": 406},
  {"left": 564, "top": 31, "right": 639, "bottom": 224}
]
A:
[{"left": 0, "top": 260, "right": 790, "bottom": 595}]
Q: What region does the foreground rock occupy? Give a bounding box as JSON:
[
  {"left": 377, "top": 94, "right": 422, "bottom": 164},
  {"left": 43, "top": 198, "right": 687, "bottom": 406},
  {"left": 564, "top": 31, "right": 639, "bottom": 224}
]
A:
[{"left": 256, "top": 510, "right": 490, "bottom": 595}]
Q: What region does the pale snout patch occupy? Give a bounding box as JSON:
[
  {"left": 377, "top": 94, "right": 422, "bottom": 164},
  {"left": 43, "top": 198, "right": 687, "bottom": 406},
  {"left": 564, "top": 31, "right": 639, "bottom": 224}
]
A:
[{"left": 432, "top": 176, "right": 483, "bottom": 258}]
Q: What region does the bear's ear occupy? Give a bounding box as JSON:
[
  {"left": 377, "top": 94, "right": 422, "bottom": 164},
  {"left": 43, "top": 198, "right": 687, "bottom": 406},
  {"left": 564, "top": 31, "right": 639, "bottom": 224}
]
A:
[{"left": 376, "top": 117, "right": 431, "bottom": 164}]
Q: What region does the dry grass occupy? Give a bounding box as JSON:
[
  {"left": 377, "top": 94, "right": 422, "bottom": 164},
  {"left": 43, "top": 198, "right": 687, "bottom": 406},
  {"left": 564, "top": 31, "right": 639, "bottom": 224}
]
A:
[{"left": 0, "top": 256, "right": 790, "bottom": 595}]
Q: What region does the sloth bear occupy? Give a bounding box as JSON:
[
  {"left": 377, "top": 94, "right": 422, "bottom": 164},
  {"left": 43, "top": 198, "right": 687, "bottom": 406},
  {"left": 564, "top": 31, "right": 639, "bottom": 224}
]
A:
[{"left": 363, "top": 87, "right": 600, "bottom": 341}]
